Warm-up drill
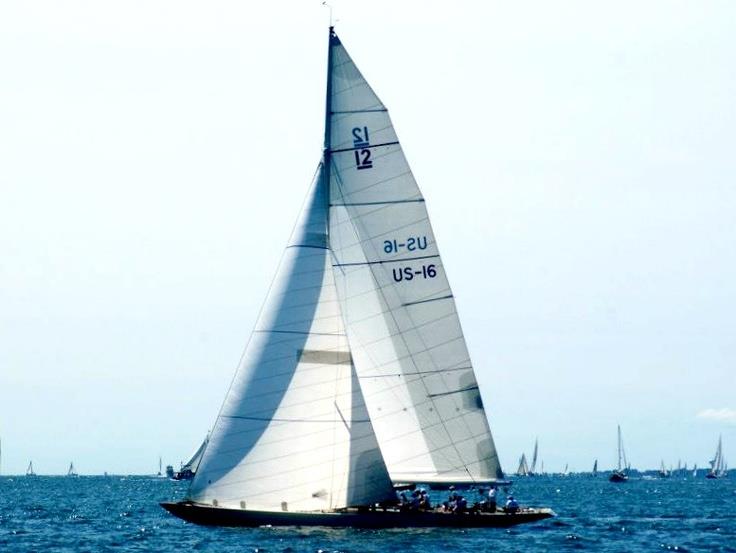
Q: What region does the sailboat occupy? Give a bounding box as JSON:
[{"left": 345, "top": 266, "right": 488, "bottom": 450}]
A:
[
  {"left": 67, "top": 462, "right": 78, "bottom": 477},
  {"left": 692, "top": 463, "right": 698, "bottom": 478},
  {"left": 658, "top": 460, "right": 669, "bottom": 478},
  {"left": 161, "top": 26, "right": 553, "bottom": 528},
  {"left": 26, "top": 461, "right": 37, "bottom": 477},
  {"left": 529, "top": 439, "right": 539, "bottom": 476},
  {"left": 609, "top": 425, "right": 628, "bottom": 482},
  {"left": 592, "top": 459, "right": 598, "bottom": 477},
  {"left": 172, "top": 434, "right": 209, "bottom": 481},
  {"left": 516, "top": 453, "right": 529, "bottom": 477},
  {"left": 706, "top": 435, "right": 726, "bottom": 479}
]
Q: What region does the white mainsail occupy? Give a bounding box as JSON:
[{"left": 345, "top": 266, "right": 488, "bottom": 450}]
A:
[
  {"left": 325, "top": 31, "right": 503, "bottom": 486},
  {"left": 187, "top": 166, "right": 395, "bottom": 512}
]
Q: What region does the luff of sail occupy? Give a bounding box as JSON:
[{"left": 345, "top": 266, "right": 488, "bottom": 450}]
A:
[
  {"left": 186, "top": 164, "right": 395, "bottom": 512},
  {"left": 325, "top": 30, "right": 503, "bottom": 487}
]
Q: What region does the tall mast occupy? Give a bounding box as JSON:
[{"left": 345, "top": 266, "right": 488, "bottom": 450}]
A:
[
  {"left": 322, "top": 26, "right": 335, "bottom": 221},
  {"left": 617, "top": 425, "right": 622, "bottom": 471}
]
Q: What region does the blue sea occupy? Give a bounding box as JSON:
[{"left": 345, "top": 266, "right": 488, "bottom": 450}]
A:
[{"left": 1, "top": 475, "right": 734, "bottom": 552}]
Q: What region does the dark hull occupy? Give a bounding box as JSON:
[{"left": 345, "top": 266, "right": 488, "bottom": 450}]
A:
[
  {"left": 161, "top": 502, "right": 554, "bottom": 528},
  {"left": 609, "top": 471, "right": 628, "bottom": 483}
]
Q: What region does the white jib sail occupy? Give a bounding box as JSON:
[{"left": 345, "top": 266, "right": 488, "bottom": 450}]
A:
[
  {"left": 181, "top": 433, "right": 209, "bottom": 473},
  {"left": 187, "top": 168, "right": 395, "bottom": 512},
  {"left": 326, "top": 31, "right": 503, "bottom": 485}
]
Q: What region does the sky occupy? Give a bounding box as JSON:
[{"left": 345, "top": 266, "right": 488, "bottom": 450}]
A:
[{"left": 0, "top": 0, "right": 734, "bottom": 475}]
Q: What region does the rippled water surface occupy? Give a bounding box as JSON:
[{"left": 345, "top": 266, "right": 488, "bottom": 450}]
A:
[{"left": 1, "top": 475, "right": 734, "bottom": 552}]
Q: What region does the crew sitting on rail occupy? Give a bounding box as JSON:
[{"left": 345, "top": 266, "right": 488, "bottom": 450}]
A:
[
  {"left": 418, "top": 489, "right": 431, "bottom": 510},
  {"left": 453, "top": 494, "right": 468, "bottom": 513},
  {"left": 504, "top": 495, "right": 520, "bottom": 514}
]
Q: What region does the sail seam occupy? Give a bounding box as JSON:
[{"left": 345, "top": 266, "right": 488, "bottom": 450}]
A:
[
  {"left": 254, "top": 329, "right": 346, "bottom": 336},
  {"left": 332, "top": 109, "right": 388, "bottom": 113},
  {"left": 426, "top": 385, "right": 480, "bottom": 399},
  {"left": 224, "top": 415, "right": 371, "bottom": 423},
  {"left": 331, "top": 199, "right": 424, "bottom": 207},
  {"left": 333, "top": 254, "right": 439, "bottom": 268},
  {"left": 402, "top": 294, "right": 454, "bottom": 307},
  {"left": 330, "top": 141, "right": 399, "bottom": 154},
  {"left": 359, "top": 366, "right": 472, "bottom": 378},
  {"left": 287, "top": 244, "right": 330, "bottom": 250}
]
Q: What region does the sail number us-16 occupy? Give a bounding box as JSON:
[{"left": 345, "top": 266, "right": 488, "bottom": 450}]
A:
[{"left": 384, "top": 235, "right": 437, "bottom": 283}]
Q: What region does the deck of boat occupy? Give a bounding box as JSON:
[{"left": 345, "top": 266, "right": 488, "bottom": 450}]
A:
[{"left": 161, "top": 501, "right": 555, "bottom": 528}]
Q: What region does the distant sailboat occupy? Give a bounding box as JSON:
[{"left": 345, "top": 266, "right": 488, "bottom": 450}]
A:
[
  {"left": 706, "top": 435, "right": 726, "bottom": 479},
  {"left": 26, "top": 461, "right": 37, "bottom": 477},
  {"left": 592, "top": 459, "right": 598, "bottom": 477},
  {"left": 67, "top": 462, "right": 78, "bottom": 477},
  {"left": 658, "top": 460, "right": 669, "bottom": 478},
  {"left": 172, "top": 434, "right": 209, "bottom": 481},
  {"left": 160, "top": 26, "right": 554, "bottom": 528},
  {"left": 692, "top": 463, "right": 698, "bottom": 478},
  {"left": 157, "top": 456, "right": 163, "bottom": 477},
  {"left": 609, "top": 425, "right": 628, "bottom": 482},
  {"left": 516, "top": 453, "right": 530, "bottom": 477},
  {"left": 529, "top": 439, "right": 539, "bottom": 476}
]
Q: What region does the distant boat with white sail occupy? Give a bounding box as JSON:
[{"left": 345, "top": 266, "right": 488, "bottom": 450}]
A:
[
  {"left": 706, "top": 436, "right": 727, "bottom": 479},
  {"left": 171, "top": 434, "right": 209, "bottom": 481},
  {"left": 609, "top": 425, "right": 628, "bottom": 482}
]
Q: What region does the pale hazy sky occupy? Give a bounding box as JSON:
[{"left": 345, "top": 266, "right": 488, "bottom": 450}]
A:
[{"left": 1, "top": 0, "right": 734, "bottom": 475}]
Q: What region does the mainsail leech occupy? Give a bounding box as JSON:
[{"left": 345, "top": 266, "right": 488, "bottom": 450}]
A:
[{"left": 325, "top": 30, "right": 503, "bottom": 486}]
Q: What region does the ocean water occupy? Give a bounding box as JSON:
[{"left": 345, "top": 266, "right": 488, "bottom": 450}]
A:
[{"left": 1, "top": 475, "right": 734, "bottom": 552}]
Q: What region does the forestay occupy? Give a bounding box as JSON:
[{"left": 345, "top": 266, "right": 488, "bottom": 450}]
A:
[
  {"left": 187, "top": 168, "right": 395, "bottom": 512},
  {"left": 326, "top": 31, "right": 504, "bottom": 485}
]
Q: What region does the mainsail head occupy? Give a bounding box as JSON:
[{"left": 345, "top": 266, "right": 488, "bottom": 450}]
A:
[{"left": 325, "top": 29, "right": 503, "bottom": 487}]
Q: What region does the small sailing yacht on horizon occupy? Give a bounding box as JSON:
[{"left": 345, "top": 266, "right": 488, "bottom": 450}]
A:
[
  {"left": 529, "top": 439, "right": 539, "bottom": 476},
  {"left": 706, "top": 435, "right": 726, "bottom": 479},
  {"left": 161, "top": 25, "right": 553, "bottom": 528},
  {"left": 26, "top": 461, "right": 37, "bottom": 477},
  {"left": 171, "top": 433, "right": 209, "bottom": 481},
  {"left": 67, "top": 462, "right": 78, "bottom": 477},
  {"left": 609, "top": 425, "right": 628, "bottom": 483}
]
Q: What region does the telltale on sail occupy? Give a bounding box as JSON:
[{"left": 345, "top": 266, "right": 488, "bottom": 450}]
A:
[{"left": 161, "top": 26, "right": 553, "bottom": 528}]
